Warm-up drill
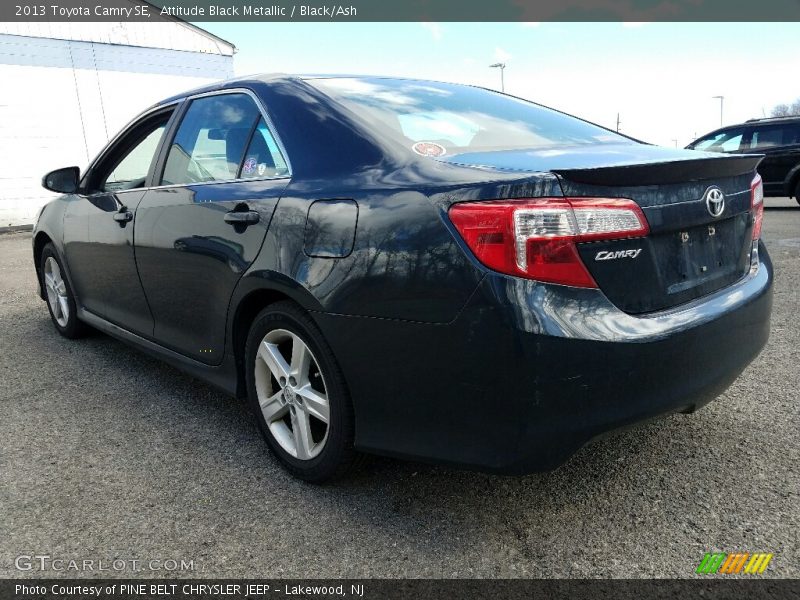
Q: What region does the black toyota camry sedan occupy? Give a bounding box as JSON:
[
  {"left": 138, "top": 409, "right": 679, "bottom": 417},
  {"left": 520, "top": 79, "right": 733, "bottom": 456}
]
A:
[{"left": 33, "top": 75, "right": 773, "bottom": 481}]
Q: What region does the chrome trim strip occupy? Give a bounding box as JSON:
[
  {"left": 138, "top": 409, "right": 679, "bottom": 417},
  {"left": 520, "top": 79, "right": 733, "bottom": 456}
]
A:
[
  {"left": 84, "top": 87, "right": 294, "bottom": 196},
  {"left": 144, "top": 174, "right": 291, "bottom": 192},
  {"left": 640, "top": 188, "right": 749, "bottom": 209}
]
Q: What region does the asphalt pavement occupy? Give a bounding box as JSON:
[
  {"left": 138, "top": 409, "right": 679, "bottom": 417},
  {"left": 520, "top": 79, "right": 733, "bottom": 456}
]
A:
[{"left": 1, "top": 199, "right": 798, "bottom": 578}]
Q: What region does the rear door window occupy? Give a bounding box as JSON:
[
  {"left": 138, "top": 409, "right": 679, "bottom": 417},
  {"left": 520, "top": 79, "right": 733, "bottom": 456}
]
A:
[
  {"left": 239, "top": 118, "right": 290, "bottom": 179},
  {"left": 750, "top": 126, "right": 784, "bottom": 150},
  {"left": 750, "top": 123, "right": 800, "bottom": 148},
  {"left": 785, "top": 124, "right": 800, "bottom": 145},
  {"left": 161, "top": 93, "right": 261, "bottom": 186}
]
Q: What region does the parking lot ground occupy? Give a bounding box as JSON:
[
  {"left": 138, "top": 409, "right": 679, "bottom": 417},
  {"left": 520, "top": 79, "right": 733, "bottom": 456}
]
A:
[{"left": 1, "top": 199, "right": 798, "bottom": 578}]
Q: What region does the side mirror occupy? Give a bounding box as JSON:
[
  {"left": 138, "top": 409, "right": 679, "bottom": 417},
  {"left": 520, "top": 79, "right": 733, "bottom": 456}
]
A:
[{"left": 42, "top": 167, "right": 80, "bottom": 194}]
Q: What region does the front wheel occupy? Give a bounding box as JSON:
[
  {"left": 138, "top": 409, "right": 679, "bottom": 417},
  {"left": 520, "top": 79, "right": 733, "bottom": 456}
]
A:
[
  {"left": 40, "top": 243, "right": 86, "bottom": 339},
  {"left": 245, "top": 301, "right": 359, "bottom": 482}
]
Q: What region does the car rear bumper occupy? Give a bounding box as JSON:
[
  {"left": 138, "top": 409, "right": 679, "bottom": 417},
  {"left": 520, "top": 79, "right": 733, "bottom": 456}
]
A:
[
  {"left": 483, "top": 248, "right": 772, "bottom": 473},
  {"left": 315, "top": 242, "right": 773, "bottom": 474}
]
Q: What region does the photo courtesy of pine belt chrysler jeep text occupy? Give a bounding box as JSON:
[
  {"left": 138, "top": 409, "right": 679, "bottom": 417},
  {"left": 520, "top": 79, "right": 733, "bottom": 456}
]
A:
[{"left": 32, "top": 75, "right": 773, "bottom": 482}]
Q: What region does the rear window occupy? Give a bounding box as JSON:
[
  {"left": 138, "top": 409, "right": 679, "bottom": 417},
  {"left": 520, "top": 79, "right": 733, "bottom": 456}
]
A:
[{"left": 309, "top": 78, "right": 629, "bottom": 157}]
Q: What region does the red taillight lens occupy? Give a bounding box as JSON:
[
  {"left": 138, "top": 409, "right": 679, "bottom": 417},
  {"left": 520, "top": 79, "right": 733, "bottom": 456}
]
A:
[
  {"left": 448, "top": 197, "right": 649, "bottom": 288},
  {"left": 751, "top": 173, "right": 764, "bottom": 240}
]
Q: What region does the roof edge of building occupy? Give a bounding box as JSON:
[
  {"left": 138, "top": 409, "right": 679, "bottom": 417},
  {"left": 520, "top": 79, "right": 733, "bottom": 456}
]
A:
[{"left": 136, "top": 1, "right": 236, "bottom": 54}]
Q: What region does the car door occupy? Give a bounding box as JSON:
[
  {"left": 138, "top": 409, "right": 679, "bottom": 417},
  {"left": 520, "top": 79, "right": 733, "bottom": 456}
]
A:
[
  {"left": 134, "top": 90, "right": 290, "bottom": 364},
  {"left": 748, "top": 124, "right": 785, "bottom": 194},
  {"left": 63, "top": 105, "right": 176, "bottom": 336}
]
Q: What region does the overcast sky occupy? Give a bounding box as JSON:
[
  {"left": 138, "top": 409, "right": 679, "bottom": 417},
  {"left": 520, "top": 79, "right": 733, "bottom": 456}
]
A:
[{"left": 200, "top": 22, "right": 800, "bottom": 148}]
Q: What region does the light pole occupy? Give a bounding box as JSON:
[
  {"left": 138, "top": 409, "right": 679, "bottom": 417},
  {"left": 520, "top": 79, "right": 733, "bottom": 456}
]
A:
[
  {"left": 712, "top": 95, "right": 724, "bottom": 127},
  {"left": 489, "top": 62, "right": 506, "bottom": 92}
]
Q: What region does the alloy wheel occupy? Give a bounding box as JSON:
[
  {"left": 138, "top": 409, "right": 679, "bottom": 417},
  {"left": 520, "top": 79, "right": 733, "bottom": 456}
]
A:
[
  {"left": 254, "top": 328, "right": 330, "bottom": 460},
  {"left": 43, "top": 257, "right": 69, "bottom": 327}
]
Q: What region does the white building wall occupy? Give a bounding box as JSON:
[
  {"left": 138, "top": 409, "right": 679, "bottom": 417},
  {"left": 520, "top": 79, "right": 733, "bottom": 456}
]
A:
[
  {"left": 0, "top": 22, "right": 235, "bottom": 55},
  {"left": 0, "top": 27, "right": 234, "bottom": 227}
]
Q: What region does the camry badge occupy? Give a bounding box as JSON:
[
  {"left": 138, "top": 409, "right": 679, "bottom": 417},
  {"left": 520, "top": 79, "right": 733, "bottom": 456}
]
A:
[
  {"left": 595, "top": 249, "right": 642, "bottom": 261},
  {"left": 704, "top": 186, "right": 725, "bottom": 218}
]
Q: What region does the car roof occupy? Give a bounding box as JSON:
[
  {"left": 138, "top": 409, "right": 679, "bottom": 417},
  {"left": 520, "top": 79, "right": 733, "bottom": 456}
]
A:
[
  {"left": 152, "top": 73, "right": 481, "bottom": 108},
  {"left": 691, "top": 116, "right": 800, "bottom": 145},
  {"left": 148, "top": 73, "right": 646, "bottom": 149},
  {"left": 745, "top": 115, "right": 800, "bottom": 124},
  {"left": 153, "top": 73, "right": 297, "bottom": 106}
]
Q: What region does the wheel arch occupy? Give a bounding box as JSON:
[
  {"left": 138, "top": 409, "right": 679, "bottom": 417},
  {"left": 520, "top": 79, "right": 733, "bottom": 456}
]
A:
[
  {"left": 33, "top": 231, "right": 54, "bottom": 299},
  {"left": 228, "top": 281, "right": 324, "bottom": 398},
  {"left": 783, "top": 162, "right": 800, "bottom": 197}
]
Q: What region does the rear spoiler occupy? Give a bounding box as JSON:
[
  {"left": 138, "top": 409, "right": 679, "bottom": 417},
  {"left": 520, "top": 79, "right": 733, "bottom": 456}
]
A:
[{"left": 552, "top": 154, "right": 763, "bottom": 186}]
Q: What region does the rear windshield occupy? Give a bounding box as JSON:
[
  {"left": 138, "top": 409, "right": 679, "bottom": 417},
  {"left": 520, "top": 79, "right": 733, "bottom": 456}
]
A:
[{"left": 309, "top": 77, "right": 630, "bottom": 157}]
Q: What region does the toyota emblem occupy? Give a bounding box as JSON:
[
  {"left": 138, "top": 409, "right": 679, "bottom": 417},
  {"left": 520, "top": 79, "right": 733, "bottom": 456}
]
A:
[{"left": 704, "top": 186, "right": 725, "bottom": 218}]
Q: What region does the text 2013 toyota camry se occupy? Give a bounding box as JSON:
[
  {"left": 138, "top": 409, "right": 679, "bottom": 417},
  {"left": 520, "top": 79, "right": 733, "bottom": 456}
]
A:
[{"left": 33, "top": 75, "right": 772, "bottom": 482}]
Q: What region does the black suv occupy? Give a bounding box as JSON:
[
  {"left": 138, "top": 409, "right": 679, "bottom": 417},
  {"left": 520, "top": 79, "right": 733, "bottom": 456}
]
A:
[{"left": 687, "top": 116, "right": 800, "bottom": 204}]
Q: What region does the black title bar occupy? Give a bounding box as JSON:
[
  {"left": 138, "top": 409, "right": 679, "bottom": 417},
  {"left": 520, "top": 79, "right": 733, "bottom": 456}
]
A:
[
  {"left": 3, "top": 0, "right": 800, "bottom": 22},
  {"left": 3, "top": 579, "right": 799, "bottom": 600}
]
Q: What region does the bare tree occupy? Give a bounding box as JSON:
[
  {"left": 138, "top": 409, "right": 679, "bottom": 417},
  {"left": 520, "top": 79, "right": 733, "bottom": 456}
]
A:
[
  {"left": 770, "top": 98, "right": 800, "bottom": 117},
  {"left": 771, "top": 103, "right": 790, "bottom": 117}
]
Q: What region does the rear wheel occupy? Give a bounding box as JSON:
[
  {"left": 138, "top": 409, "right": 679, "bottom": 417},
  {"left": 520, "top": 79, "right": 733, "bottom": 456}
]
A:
[
  {"left": 794, "top": 180, "right": 800, "bottom": 205},
  {"left": 245, "top": 301, "right": 359, "bottom": 482},
  {"left": 40, "top": 244, "right": 86, "bottom": 339}
]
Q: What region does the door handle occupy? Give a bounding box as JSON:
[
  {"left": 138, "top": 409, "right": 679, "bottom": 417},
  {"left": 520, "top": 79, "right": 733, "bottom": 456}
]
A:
[
  {"left": 113, "top": 210, "right": 133, "bottom": 223},
  {"left": 224, "top": 210, "right": 260, "bottom": 225}
]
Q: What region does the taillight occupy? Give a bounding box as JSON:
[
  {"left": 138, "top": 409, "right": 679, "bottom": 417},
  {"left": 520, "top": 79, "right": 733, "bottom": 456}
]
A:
[
  {"left": 750, "top": 173, "right": 764, "bottom": 240},
  {"left": 448, "top": 197, "right": 649, "bottom": 288}
]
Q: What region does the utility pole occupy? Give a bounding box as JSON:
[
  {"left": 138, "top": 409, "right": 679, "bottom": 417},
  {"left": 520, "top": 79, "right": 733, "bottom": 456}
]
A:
[
  {"left": 489, "top": 63, "right": 506, "bottom": 92},
  {"left": 616, "top": 112, "right": 621, "bottom": 132},
  {"left": 712, "top": 95, "right": 724, "bottom": 127}
]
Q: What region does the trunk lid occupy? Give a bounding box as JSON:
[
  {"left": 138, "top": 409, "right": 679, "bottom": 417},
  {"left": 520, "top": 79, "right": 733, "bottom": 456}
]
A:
[
  {"left": 440, "top": 144, "right": 762, "bottom": 314},
  {"left": 563, "top": 171, "right": 756, "bottom": 314}
]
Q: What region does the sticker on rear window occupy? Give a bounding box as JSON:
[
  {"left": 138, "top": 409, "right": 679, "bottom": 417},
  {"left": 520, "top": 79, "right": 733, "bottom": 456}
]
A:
[
  {"left": 242, "top": 157, "right": 257, "bottom": 175},
  {"left": 412, "top": 142, "right": 446, "bottom": 157}
]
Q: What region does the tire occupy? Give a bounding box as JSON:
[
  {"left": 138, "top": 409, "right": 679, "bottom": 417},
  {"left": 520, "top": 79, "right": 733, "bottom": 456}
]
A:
[
  {"left": 794, "top": 180, "right": 800, "bottom": 205},
  {"left": 40, "top": 243, "right": 86, "bottom": 339},
  {"left": 245, "top": 301, "right": 359, "bottom": 482}
]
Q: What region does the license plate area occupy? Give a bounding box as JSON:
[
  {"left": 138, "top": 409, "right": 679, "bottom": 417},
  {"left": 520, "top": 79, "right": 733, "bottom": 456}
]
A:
[
  {"left": 664, "top": 216, "right": 749, "bottom": 295},
  {"left": 577, "top": 212, "right": 752, "bottom": 315}
]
